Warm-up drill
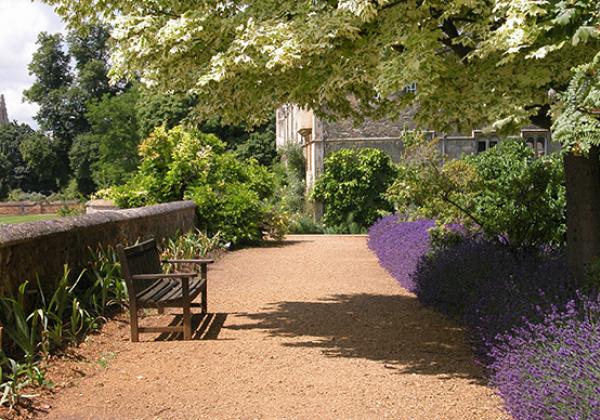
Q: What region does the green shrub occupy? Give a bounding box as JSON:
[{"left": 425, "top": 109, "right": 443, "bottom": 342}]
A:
[
  {"left": 312, "top": 148, "right": 397, "bottom": 230},
  {"left": 6, "top": 189, "right": 47, "bottom": 203},
  {"left": 323, "top": 213, "right": 368, "bottom": 234},
  {"left": 290, "top": 214, "right": 324, "bottom": 234},
  {"left": 467, "top": 141, "right": 566, "bottom": 248},
  {"left": 273, "top": 143, "right": 306, "bottom": 214},
  {"left": 104, "top": 125, "right": 283, "bottom": 244},
  {"left": 57, "top": 204, "right": 85, "bottom": 217},
  {"left": 6, "top": 183, "right": 84, "bottom": 204},
  {"left": 387, "top": 137, "right": 566, "bottom": 249},
  {"left": 234, "top": 130, "right": 277, "bottom": 167},
  {"left": 186, "top": 183, "right": 265, "bottom": 243}
]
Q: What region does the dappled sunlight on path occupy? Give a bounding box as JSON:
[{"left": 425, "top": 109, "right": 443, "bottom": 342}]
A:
[{"left": 228, "top": 293, "right": 480, "bottom": 380}]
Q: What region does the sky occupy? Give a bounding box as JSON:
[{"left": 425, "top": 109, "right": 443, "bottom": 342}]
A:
[{"left": 0, "top": 0, "right": 66, "bottom": 128}]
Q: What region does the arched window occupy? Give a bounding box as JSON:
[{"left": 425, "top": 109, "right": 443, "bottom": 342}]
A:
[
  {"left": 536, "top": 137, "right": 546, "bottom": 156},
  {"left": 526, "top": 137, "right": 535, "bottom": 150},
  {"left": 523, "top": 134, "right": 548, "bottom": 157}
]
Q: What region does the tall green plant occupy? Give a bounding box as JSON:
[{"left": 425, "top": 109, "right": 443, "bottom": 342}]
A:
[
  {"left": 83, "top": 246, "right": 128, "bottom": 314},
  {"left": 162, "top": 230, "right": 222, "bottom": 260},
  {"left": 0, "top": 357, "right": 41, "bottom": 407},
  {"left": 0, "top": 247, "right": 125, "bottom": 409},
  {"left": 274, "top": 143, "right": 306, "bottom": 214},
  {"left": 0, "top": 282, "right": 42, "bottom": 362},
  {"left": 312, "top": 148, "right": 397, "bottom": 230},
  {"left": 35, "top": 268, "right": 96, "bottom": 352}
]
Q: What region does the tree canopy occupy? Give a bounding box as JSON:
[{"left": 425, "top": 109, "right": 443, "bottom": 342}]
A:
[
  {"left": 45, "top": 0, "right": 599, "bottom": 132},
  {"left": 0, "top": 123, "right": 34, "bottom": 197},
  {"left": 552, "top": 53, "right": 600, "bottom": 152}
]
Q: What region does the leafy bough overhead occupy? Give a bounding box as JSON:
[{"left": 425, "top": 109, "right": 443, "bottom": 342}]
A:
[
  {"left": 552, "top": 52, "right": 600, "bottom": 152},
  {"left": 44, "top": 0, "right": 599, "bottom": 132}
]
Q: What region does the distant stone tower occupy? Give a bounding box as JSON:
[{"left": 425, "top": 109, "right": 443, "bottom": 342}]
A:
[{"left": 0, "top": 94, "right": 8, "bottom": 125}]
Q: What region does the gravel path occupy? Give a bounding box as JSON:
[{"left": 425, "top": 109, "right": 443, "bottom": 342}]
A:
[{"left": 42, "top": 235, "right": 506, "bottom": 419}]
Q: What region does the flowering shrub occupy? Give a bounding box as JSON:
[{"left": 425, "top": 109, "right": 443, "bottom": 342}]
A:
[
  {"left": 369, "top": 217, "right": 595, "bottom": 418},
  {"left": 367, "top": 215, "right": 434, "bottom": 291},
  {"left": 412, "top": 238, "right": 575, "bottom": 358},
  {"left": 467, "top": 251, "right": 574, "bottom": 359},
  {"left": 490, "top": 293, "right": 600, "bottom": 419}
]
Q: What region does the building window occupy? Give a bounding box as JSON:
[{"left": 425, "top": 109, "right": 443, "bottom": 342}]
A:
[
  {"left": 477, "top": 140, "right": 487, "bottom": 153},
  {"left": 475, "top": 135, "right": 499, "bottom": 153},
  {"left": 403, "top": 82, "right": 417, "bottom": 94},
  {"left": 524, "top": 134, "right": 548, "bottom": 157},
  {"left": 536, "top": 137, "right": 546, "bottom": 156},
  {"left": 526, "top": 136, "right": 534, "bottom": 150}
]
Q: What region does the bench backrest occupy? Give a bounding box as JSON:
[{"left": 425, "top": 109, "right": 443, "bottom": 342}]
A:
[{"left": 116, "top": 238, "right": 162, "bottom": 296}]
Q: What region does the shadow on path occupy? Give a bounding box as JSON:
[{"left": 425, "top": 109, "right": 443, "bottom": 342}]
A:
[
  {"left": 154, "top": 312, "right": 229, "bottom": 341},
  {"left": 235, "top": 239, "right": 314, "bottom": 250},
  {"left": 227, "top": 293, "right": 485, "bottom": 383}
]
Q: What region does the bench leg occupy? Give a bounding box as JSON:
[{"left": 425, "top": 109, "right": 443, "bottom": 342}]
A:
[
  {"left": 129, "top": 303, "right": 139, "bottom": 342},
  {"left": 157, "top": 306, "right": 164, "bottom": 315},
  {"left": 201, "top": 264, "right": 208, "bottom": 314},
  {"left": 183, "top": 301, "right": 192, "bottom": 340},
  {"left": 202, "top": 282, "right": 208, "bottom": 314}
]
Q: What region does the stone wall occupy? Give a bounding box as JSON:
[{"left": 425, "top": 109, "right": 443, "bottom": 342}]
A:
[
  {"left": 322, "top": 108, "right": 418, "bottom": 140},
  {"left": 324, "top": 139, "right": 406, "bottom": 163},
  {"left": 444, "top": 138, "right": 476, "bottom": 158},
  {"left": 0, "top": 200, "right": 81, "bottom": 215},
  {"left": 0, "top": 201, "right": 196, "bottom": 299}
]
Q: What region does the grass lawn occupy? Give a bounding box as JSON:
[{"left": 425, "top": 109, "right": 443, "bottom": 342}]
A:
[{"left": 0, "top": 214, "right": 58, "bottom": 224}]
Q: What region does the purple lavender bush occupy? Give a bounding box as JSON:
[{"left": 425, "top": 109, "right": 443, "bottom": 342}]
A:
[
  {"left": 368, "top": 216, "right": 595, "bottom": 418},
  {"left": 367, "top": 215, "right": 434, "bottom": 291},
  {"left": 412, "top": 239, "right": 501, "bottom": 318},
  {"left": 490, "top": 293, "right": 600, "bottom": 419},
  {"left": 467, "top": 250, "right": 574, "bottom": 360},
  {"left": 411, "top": 237, "right": 575, "bottom": 359}
]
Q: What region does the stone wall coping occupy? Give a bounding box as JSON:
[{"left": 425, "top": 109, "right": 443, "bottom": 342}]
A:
[
  {"left": 0, "top": 200, "right": 195, "bottom": 248},
  {"left": 85, "top": 199, "right": 116, "bottom": 206}
]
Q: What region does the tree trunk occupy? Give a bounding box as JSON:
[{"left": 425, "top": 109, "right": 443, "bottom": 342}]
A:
[{"left": 564, "top": 146, "right": 600, "bottom": 286}]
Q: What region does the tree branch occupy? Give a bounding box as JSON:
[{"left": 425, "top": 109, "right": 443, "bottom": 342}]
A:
[
  {"left": 379, "top": 0, "right": 407, "bottom": 11},
  {"left": 439, "top": 19, "right": 472, "bottom": 59},
  {"left": 526, "top": 104, "right": 552, "bottom": 129}
]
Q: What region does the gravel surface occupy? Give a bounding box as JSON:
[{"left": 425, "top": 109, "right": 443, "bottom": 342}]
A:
[{"left": 37, "top": 235, "right": 506, "bottom": 419}]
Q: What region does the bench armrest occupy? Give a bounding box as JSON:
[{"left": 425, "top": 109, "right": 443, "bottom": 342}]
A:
[
  {"left": 131, "top": 272, "right": 197, "bottom": 281},
  {"left": 162, "top": 259, "right": 214, "bottom": 265}
]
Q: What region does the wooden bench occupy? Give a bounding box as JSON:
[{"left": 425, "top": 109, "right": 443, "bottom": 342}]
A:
[{"left": 116, "top": 238, "right": 213, "bottom": 341}]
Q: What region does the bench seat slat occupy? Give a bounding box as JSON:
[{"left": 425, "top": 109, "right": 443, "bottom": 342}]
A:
[
  {"left": 136, "top": 279, "right": 173, "bottom": 302},
  {"left": 137, "top": 278, "right": 206, "bottom": 304}
]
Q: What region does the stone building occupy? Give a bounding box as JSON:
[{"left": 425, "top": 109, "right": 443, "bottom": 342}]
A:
[
  {"left": 276, "top": 104, "right": 560, "bottom": 190},
  {"left": 0, "top": 94, "right": 8, "bottom": 125}
]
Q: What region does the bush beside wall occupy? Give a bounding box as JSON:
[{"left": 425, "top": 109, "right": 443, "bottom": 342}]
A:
[{"left": 0, "top": 201, "right": 196, "bottom": 300}]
